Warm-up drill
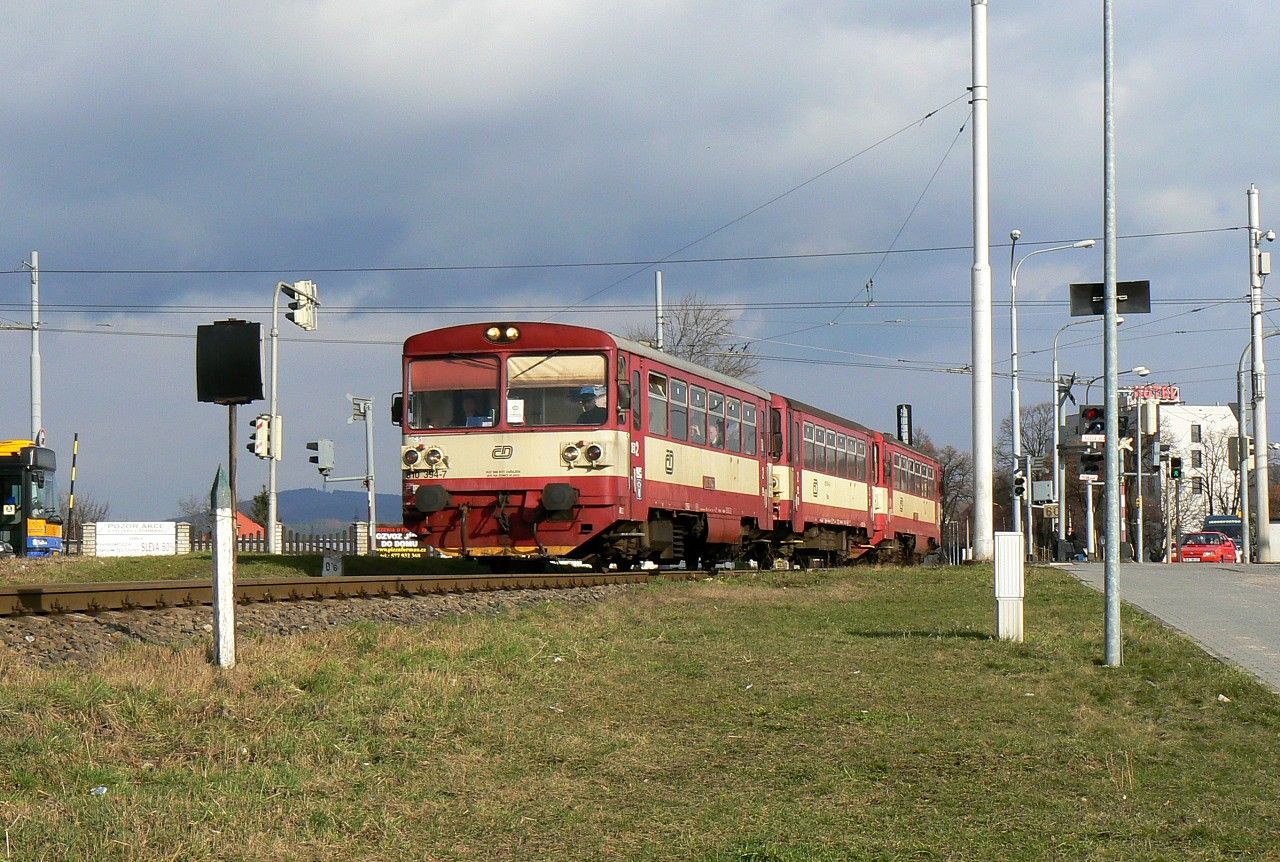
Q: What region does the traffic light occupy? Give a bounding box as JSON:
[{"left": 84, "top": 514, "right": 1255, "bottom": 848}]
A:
[
  {"left": 307, "top": 439, "right": 335, "bottom": 476},
  {"left": 268, "top": 414, "right": 283, "bottom": 461},
  {"left": 1170, "top": 456, "right": 1183, "bottom": 480},
  {"left": 283, "top": 280, "right": 319, "bottom": 332},
  {"left": 1080, "top": 447, "right": 1103, "bottom": 479},
  {"left": 1012, "top": 468, "right": 1026, "bottom": 497},
  {"left": 1078, "top": 405, "right": 1105, "bottom": 440},
  {"left": 248, "top": 414, "right": 271, "bottom": 458}
]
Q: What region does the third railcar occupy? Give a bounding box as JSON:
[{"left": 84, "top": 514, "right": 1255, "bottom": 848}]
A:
[{"left": 395, "top": 321, "right": 939, "bottom": 568}]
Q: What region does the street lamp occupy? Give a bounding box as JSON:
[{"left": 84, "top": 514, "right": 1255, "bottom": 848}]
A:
[{"left": 1009, "top": 232, "right": 1095, "bottom": 542}]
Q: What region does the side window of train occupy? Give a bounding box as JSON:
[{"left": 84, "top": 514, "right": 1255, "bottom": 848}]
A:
[
  {"left": 837, "top": 434, "right": 847, "bottom": 477},
  {"left": 872, "top": 443, "right": 880, "bottom": 481},
  {"left": 725, "top": 397, "right": 741, "bottom": 453},
  {"left": 826, "top": 431, "right": 837, "bottom": 475},
  {"left": 803, "top": 423, "right": 814, "bottom": 468},
  {"left": 708, "top": 391, "right": 726, "bottom": 449},
  {"left": 742, "top": 402, "right": 757, "bottom": 456},
  {"left": 670, "top": 379, "right": 688, "bottom": 441},
  {"left": 792, "top": 419, "right": 800, "bottom": 464},
  {"left": 632, "top": 371, "right": 642, "bottom": 430},
  {"left": 815, "top": 426, "right": 826, "bottom": 471},
  {"left": 689, "top": 386, "right": 707, "bottom": 445},
  {"left": 648, "top": 373, "right": 668, "bottom": 436}
]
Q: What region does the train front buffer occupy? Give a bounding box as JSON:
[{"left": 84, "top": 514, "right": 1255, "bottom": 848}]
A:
[{"left": 401, "top": 430, "right": 633, "bottom": 559}]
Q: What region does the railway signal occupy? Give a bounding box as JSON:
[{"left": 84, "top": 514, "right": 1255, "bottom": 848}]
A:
[
  {"left": 307, "top": 439, "right": 335, "bottom": 476},
  {"left": 1012, "top": 467, "right": 1026, "bottom": 497},
  {"left": 1080, "top": 447, "right": 1103, "bottom": 481},
  {"left": 1078, "top": 405, "right": 1105, "bottom": 443},
  {"left": 248, "top": 414, "right": 271, "bottom": 459},
  {"left": 283, "top": 280, "right": 319, "bottom": 331}
]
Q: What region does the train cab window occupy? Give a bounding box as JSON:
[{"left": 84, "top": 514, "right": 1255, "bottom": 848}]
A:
[
  {"left": 724, "top": 397, "right": 741, "bottom": 453},
  {"left": 837, "top": 435, "right": 847, "bottom": 477},
  {"left": 506, "top": 353, "right": 608, "bottom": 426},
  {"left": 689, "top": 386, "right": 707, "bottom": 445},
  {"left": 670, "top": 379, "right": 688, "bottom": 441},
  {"left": 708, "top": 391, "right": 725, "bottom": 449},
  {"left": 803, "top": 423, "right": 815, "bottom": 468},
  {"left": 648, "top": 373, "right": 668, "bottom": 435},
  {"left": 408, "top": 355, "right": 500, "bottom": 430},
  {"left": 743, "top": 402, "right": 758, "bottom": 456}
]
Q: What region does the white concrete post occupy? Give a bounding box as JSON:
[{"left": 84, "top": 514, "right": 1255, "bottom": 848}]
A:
[
  {"left": 211, "top": 466, "right": 236, "bottom": 668},
  {"left": 994, "top": 531, "right": 1024, "bottom": 642}
]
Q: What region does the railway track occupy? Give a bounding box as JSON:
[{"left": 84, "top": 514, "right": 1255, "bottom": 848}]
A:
[{"left": 0, "top": 571, "right": 674, "bottom": 617}]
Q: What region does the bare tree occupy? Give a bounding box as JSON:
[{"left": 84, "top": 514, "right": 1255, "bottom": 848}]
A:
[
  {"left": 1200, "top": 427, "right": 1240, "bottom": 517},
  {"left": 176, "top": 493, "right": 213, "bottom": 534},
  {"left": 624, "top": 292, "right": 760, "bottom": 380},
  {"left": 60, "top": 491, "right": 110, "bottom": 543},
  {"left": 997, "top": 401, "right": 1057, "bottom": 466},
  {"left": 915, "top": 429, "right": 973, "bottom": 528}
]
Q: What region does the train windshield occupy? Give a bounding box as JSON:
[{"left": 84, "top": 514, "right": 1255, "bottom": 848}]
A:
[
  {"left": 507, "top": 353, "right": 607, "bottom": 426},
  {"left": 408, "top": 355, "right": 500, "bottom": 429}
]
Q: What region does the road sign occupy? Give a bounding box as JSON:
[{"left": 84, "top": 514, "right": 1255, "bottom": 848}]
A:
[
  {"left": 1042, "top": 503, "right": 1059, "bottom": 518},
  {"left": 1069, "top": 279, "right": 1152, "bottom": 317}
]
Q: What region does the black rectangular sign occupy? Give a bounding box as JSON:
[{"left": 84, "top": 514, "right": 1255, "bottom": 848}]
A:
[{"left": 1069, "top": 280, "right": 1151, "bottom": 317}]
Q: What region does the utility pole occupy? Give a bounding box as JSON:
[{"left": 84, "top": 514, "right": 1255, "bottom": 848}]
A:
[
  {"left": 1248, "top": 185, "right": 1274, "bottom": 562},
  {"left": 1101, "top": 0, "right": 1123, "bottom": 667},
  {"left": 28, "top": 251, "right": 41, "bottom": 442},
  {"left": 970, "top": 0, "right": 994, "bottom": 561}
]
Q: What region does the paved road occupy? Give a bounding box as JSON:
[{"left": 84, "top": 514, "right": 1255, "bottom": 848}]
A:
[{"left": 1061, "top": 562, "right": 1280, "bottom": 692}]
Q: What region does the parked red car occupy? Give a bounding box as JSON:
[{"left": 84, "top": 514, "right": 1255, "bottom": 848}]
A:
[{"left": 1177, "top": 531, "right": 1238, "bottom": 563}]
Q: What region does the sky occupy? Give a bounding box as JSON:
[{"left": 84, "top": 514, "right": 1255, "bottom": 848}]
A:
[{"left": 1, "top": 2, "right": 1277, "bottom": 520}]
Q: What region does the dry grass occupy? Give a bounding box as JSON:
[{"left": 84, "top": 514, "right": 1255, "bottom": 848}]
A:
[{"left": 2, "top": 565, "right": 1279, "bottom": 860}]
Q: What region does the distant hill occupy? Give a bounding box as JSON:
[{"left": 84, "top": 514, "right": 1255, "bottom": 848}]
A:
[
  {"left": 275, "top": 488, "right": 403, "bottom": 530},
  {"left": 226, "top": 488, "right": 403, "bottom": 532}
]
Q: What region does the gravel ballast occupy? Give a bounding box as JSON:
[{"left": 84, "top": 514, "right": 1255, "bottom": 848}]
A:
[{"left": 0, "top": 584, "right": 634, "bottom": 668}]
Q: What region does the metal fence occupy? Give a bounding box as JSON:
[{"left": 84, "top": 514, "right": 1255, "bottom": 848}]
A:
[{"left": 191, "top": 526, "right": 358, "bottom": 555}]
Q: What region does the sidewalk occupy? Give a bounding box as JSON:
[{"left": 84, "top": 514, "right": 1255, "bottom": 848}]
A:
[{"left": 1062, "top": 561, "right": 1280, "bottom": 693}]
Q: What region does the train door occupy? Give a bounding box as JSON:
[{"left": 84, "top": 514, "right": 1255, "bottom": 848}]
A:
[
  {"left": 627, "top": 363, "right": 645, "bottom": 521},
  {"left": 871, "top": 439, "right": 889, "bottom": 540}
]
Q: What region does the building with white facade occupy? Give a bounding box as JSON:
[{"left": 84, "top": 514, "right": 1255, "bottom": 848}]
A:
[{"left": 1150, "top": 401, "right": 1240, "bottom": 532}]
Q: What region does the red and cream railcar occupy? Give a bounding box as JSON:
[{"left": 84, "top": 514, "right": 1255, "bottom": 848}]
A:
[
  {"left": 766, "top": 398, "right": 938, "bottom": 564},
  {"left": 396, "top": 321, "right": 771, "bottom": 568},
  {"left": 396, "top": 321, "right": 940, "bottom": 567}
]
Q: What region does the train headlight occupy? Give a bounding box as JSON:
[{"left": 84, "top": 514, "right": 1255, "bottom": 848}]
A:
[
  {"left": 403, "top": 448, "right": 421, "bottom": 467},
  {"left": 483, "top": 324, "right": 521, "bottom": 343},
  {"left": 424, "top": 447, "right": 444, "bottom": 466},
  {"left": 584, "top": 444, "right": 604, "bottom": 463},
  {"left": 562, "top": 444, "right": 581, "bottom": 463}
]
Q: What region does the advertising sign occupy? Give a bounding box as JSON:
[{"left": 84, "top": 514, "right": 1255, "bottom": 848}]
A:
[
  {"left": 374, "top": 525, "right": 433, "bottom": 558},
  {"left": 96, "top": 522, "right": 177, "bottom": 557}
]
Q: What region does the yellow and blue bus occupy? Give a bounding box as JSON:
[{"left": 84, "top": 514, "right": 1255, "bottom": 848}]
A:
[{"left": 0, "top": 440, "right": 63, "bottom": 557}]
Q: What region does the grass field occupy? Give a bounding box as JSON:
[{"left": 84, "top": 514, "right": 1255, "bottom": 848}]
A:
[{"left": 2, "top": 564, "right": 1278, "bottom": 861}]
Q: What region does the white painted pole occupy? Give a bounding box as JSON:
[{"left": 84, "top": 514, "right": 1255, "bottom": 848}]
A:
[
  {"left": 970, "top": 0, "right": 994, "bottom": 562},
  {"left": 267, "top": 288, "right": 281, "bottom": 554},
  {"left": 29, "top": 251, "right": 41, "bottom": 442},
  {"left": 1135, "top": 398, "right": 1144, "bottom": 564},
  {"left": 211, "top": 465, "right": 236, "bottom": 669},
  {"left": 655, "top": 271, "right": 665, "bottom": 350},
  {"left": 365, "top": 399, "right": 377, "bottom": 555},
  {"left": 1248, "top": 185, "right": 1272, "bottom": 562},
  {"left": 1009, "top": 234, "right": 1022, "bottom": 537}
]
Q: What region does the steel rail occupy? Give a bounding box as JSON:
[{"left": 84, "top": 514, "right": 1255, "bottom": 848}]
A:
[{"left": 0, "top": 571, "right": 672, "bottom": 617}]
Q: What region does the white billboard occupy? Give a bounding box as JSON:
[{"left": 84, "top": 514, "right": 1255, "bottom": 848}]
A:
[{"left": 95, "top": 522, "right": 178, "bottom": 557}]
